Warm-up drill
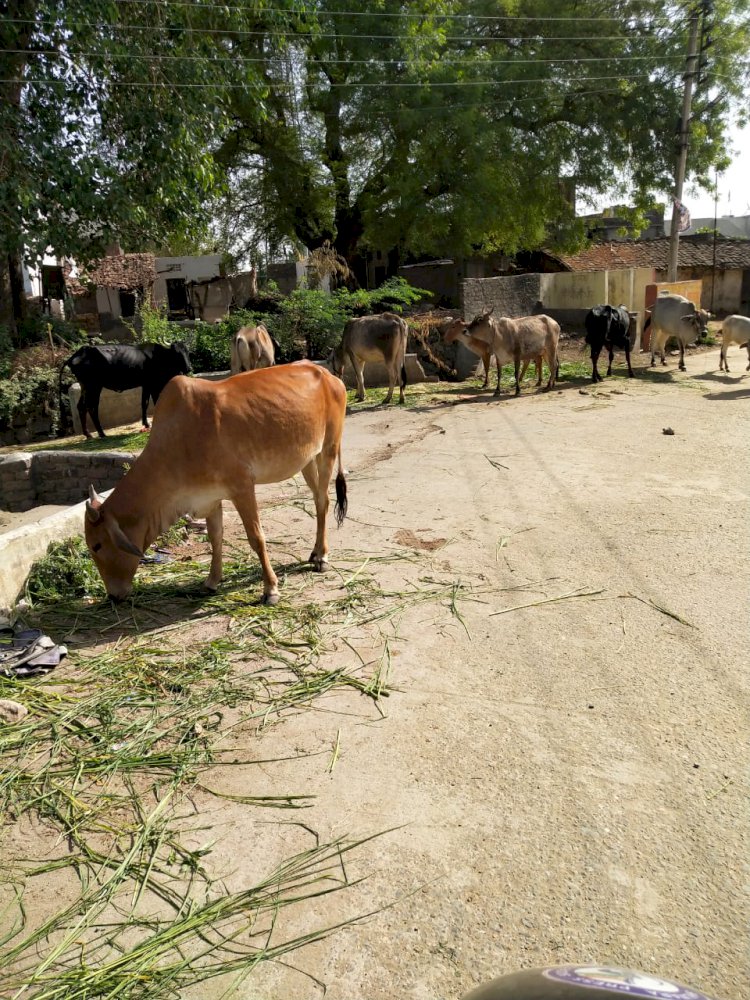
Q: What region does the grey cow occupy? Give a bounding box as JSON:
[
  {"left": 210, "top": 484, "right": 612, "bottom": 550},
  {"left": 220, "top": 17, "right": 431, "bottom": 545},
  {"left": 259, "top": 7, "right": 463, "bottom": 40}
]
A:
[{"left": 646, "top": 293, "right": 710, "bottom": 371}]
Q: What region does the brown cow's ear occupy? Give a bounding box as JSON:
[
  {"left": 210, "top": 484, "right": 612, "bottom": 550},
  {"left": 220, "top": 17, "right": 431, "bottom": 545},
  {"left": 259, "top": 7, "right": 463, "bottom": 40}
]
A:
[
  {"left": 107, "top": 519, "right": 144, "bottom": 558},
  {"left": 85, "top": 500, "right": 101, "bottom": 524}
]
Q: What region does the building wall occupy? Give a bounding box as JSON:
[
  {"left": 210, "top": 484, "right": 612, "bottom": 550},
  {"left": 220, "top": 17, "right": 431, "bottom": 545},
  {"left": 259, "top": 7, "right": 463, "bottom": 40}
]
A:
[
  {"left": 461, "top": 273, "right": 543, "bottom": 320},
  {"left": 398, "top": 262, "right": 459, "bottom": 307},
  {"left": 153, "top": 255, "right": 224, "bottom": 308},
  {"left": 667, "top": 267, "right": 744, "bottom": 314},
  {"left": 539, "top": 270, "right": 607, "bottom": 309}
]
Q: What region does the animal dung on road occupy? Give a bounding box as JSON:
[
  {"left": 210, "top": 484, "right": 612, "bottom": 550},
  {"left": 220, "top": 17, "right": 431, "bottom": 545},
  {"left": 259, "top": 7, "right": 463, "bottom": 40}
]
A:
[{"left": 662, "top": 427, "right": 675, "bottom": 435}]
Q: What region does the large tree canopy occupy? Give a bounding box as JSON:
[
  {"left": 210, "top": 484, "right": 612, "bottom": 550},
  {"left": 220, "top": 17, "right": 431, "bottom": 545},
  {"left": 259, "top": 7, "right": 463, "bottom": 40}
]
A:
[
  {"left": 214, "top": 0, "right": 749, "bottom": 276},
  {"left": 1, "top": 0, "right": 748, "bottom": 306}
]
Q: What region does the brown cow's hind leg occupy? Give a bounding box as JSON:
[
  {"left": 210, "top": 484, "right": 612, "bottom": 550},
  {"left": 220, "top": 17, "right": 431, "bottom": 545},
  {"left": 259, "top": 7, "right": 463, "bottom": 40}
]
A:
[
  {"left": 305, "top": 452, "right": 336, "bottom": 570},
  {"left": 203, "top": 503, "right": 224, "bottom": 591},
  {"left": 231, "top": 483, "right": 279, "bottom": 604}
]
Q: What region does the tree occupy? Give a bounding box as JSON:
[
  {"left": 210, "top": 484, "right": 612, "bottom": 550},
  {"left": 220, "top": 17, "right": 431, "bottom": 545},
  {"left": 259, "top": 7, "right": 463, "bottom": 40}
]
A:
[
  {"left": 213, "top": 0, "right": 750, "bottom": 281},
  {"left": 0, "top": 0, "right": 258, "bottom": 329}
]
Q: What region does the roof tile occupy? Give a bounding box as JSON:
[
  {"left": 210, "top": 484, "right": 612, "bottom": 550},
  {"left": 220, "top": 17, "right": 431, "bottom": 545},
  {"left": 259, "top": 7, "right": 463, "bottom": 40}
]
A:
[{"left": 558, "top": 236, "right": 750, "bottom": 272}]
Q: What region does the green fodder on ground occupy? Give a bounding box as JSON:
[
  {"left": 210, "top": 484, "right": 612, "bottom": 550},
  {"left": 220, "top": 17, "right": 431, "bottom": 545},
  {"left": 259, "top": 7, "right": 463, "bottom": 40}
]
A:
[{"left": 2, "top": 528, "right": 471, "bottom": 998}]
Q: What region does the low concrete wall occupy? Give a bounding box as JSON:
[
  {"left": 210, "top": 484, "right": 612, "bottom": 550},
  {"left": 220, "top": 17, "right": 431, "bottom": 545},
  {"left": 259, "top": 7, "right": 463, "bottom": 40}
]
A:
[
  {"left": 0, "top": 451, "right": 131, "bottom": 512},
  {"left": 315, "top": 354, "right": 429, "bottom": 389},
  {"left": 0, "top": 490, "right": 112, "bottom": 611},
  {"left": 68, "top": 370, "right": 231, "bottom": 434}
]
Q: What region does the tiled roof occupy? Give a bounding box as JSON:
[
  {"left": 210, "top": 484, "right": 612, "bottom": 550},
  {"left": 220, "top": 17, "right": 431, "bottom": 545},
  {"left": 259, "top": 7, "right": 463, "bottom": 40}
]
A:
[
  {"left": 87, "top": 252, "right": 156, "bottom": 289},
  {"left": 556, "top": 236, "right": 750, "bottom": 272}
]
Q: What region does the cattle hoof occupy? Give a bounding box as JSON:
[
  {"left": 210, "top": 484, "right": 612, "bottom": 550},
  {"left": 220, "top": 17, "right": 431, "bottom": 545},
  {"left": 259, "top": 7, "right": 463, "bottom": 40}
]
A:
[
  {"left": 311, "top": 558, "right": 329, "bottom": 573},
  {"left": 262, "top": 592, "right": 280, "bottom": 606},
  {"left": 203, "top": 579, "right": 221, "bottom": 593},
  {"left": 679, "top": 365, "right": 686, "bottom": 372}
]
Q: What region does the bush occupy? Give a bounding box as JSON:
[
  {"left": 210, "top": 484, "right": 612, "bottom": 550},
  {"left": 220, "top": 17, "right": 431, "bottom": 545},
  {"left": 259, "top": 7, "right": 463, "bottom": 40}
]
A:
[
  {"left": 14, "top": 313, "right": 87, "bottom": 350},
  {"left": 127, "top": 300, "right": 174, "bottom": 345},
  {"left": 0, "top": 365, "right": 60, "bottom": 434},
  {"left": 187, "top": 310, "right": 268, "bottom": 372},
  {"left": 265, "top": 278, "right": 432, "bottom": 360}
]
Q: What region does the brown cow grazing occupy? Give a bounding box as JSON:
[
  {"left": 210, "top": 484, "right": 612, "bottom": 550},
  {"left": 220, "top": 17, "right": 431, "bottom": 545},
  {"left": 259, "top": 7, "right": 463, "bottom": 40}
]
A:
[
  {"left": 84, "top": 362, "right": 348, "bottom": 606},
  {"left": 445, "top": 311, "right": 559, "bottom": 395},
  {"left": 230, "top": 323, "right": 277, "bottom": 373},
  {"left": 329, "top": 312, "right": 408, "bottom": 404}
]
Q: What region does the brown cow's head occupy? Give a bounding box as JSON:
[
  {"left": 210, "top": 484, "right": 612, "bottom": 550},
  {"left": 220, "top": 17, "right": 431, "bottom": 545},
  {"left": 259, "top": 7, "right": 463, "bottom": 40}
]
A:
[
  {"left": 85, "top": 486, "right": 143, "bottom": 601},
  {"left": 327, "top": 343, "right": 346, "bottom": 379},
  {"left": 443, "top": 318, "right": 469, "bottom": 345}
]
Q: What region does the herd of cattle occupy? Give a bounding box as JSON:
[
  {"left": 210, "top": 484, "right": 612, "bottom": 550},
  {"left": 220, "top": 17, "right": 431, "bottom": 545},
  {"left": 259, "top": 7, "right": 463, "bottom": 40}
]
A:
[{"left": 58, "top": 292, "right": 748, "bottom": 602}]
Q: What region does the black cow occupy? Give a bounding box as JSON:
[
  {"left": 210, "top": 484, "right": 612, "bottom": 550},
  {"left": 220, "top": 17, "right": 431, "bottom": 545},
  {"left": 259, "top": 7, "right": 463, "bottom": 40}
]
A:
[
  {"left": 584, "top": 304, "right": 635, "bottom": 383},
  {"left": 59, "top": 342, "right": 191, "bottom": 438}
]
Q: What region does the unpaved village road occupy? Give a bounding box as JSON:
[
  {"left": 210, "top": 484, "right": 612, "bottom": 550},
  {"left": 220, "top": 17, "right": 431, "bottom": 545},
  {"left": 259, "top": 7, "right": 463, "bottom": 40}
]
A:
[{"left": 185, "top": 348, "right": 748, "bottom": 1000}]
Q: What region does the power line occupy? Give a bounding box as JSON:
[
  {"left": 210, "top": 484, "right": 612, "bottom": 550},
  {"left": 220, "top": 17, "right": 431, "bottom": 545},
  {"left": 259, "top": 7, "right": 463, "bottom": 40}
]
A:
[
  {"left": 0, "top": 72, "right": 677, "bottom": 89},
  {"left": 109, "top": 0, "right": 678, "bottom": 21},
  {"left": 0, "top": 19, "right": 671, "bottom": 43},
  {"left": 0, "top": 48, "right": 687, "bottom": 66}
]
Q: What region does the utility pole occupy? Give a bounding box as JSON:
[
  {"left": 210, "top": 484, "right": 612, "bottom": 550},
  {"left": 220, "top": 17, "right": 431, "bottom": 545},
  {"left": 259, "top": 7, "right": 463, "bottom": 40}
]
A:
[{"left": 667, "top": 9, "right": 702, "bottom": 282}]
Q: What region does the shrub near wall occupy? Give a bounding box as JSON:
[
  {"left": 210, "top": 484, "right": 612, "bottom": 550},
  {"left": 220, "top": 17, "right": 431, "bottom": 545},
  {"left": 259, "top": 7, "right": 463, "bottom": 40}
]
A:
[{"left": 0, "top": 367, "right": 60, "bottom": 445}]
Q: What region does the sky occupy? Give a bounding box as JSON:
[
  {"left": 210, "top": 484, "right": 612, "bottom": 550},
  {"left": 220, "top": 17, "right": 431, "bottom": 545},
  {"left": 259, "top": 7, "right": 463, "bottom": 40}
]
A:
[{"left": 672, "top": 120, "right": 750, "bottom": 220}]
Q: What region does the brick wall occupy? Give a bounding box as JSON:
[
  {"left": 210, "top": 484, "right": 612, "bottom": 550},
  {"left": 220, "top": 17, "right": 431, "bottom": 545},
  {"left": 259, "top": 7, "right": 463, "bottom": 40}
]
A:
[{"left": 0, "top": 450, "right": 133, "bottom": 512}]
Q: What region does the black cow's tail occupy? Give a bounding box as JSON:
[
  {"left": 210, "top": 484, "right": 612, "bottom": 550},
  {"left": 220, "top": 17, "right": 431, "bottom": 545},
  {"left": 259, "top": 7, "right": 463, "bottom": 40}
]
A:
[
  {"left": 401, "top": 362, "right": 408, "bottom": 388},
  {"left": 57, "top": 355, "right": 73, "bottom": 436},
  {"left": 643, "top": 313, "right": 652, "bottom": 337},
  {"left": 334, "top": 447, "right": 348, "bottom": 527}
]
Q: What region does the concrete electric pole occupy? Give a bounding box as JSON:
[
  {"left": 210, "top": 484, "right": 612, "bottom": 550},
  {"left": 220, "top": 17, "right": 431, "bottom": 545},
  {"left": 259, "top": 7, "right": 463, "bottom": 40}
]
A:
[{"left": 667, "top": 10, "right": 702, "bottom": 282}]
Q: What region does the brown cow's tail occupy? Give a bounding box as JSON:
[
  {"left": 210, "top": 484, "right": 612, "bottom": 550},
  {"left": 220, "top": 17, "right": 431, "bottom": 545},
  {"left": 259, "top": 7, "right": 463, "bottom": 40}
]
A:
[
  {"left": 401, "top": 321, "right": 408, "bottom": 389},
  {"left": 334, "top": 448, "right": 348, "bottom": 527}
]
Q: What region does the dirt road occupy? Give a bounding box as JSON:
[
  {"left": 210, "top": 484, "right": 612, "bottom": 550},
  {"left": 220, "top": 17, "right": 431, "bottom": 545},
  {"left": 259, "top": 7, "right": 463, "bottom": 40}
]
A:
[{"left": 170, "top": 348, "right": 746, "bottom": 1000}]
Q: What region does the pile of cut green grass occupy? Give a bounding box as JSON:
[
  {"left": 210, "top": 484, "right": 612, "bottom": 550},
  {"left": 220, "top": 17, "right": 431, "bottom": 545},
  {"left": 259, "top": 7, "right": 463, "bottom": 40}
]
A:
[{"left": 4, "top": 532, "right": 470, "bottom": 995}]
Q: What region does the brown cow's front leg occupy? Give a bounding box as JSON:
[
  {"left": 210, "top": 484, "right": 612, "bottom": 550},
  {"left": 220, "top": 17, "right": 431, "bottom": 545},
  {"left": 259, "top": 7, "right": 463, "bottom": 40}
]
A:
[
  {"left": 231, "top": 483, "right": 279, "bottom": 604},
  {"left": 352, "top": 358, "right": 367, "bottom": 402},
  {"left": 481, "top": 352, "right": 490, "bottom": 388},
  {"left": 203, "top": 503, "right": 224, "bottom": 591},
  {"left": 513, "top": 354, "right": 521, "bottom": 396}
]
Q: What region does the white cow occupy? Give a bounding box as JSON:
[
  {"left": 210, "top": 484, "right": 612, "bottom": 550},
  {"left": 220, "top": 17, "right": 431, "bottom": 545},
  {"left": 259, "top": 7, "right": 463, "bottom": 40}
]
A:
[
  {"left": 647, "top": 293, "right": 710, "bottom": 371},
  {"left": 231, "top": 323, "right": 277, "bottom": 373},
  {"left": 719, "top": 314, "right": 750, "bottom": 372}
]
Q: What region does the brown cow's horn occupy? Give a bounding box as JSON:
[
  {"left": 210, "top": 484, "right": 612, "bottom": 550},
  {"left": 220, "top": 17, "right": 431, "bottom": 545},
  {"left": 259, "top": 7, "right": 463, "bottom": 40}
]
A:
[
  {"left": 85, "top": 500, "right": 101, "bottom": 524},
  {"left": 88, "top": 484, "right": 103, "bottom": 505},
  {"left": 107, "top": 519, "right": 144, "bottom": 559}
]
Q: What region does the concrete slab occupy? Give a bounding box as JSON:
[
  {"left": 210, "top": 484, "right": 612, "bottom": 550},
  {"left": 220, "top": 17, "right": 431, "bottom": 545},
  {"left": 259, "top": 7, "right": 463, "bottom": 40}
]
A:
[{"left": 0, "top": 491, "right": 111, "bottom": 611}]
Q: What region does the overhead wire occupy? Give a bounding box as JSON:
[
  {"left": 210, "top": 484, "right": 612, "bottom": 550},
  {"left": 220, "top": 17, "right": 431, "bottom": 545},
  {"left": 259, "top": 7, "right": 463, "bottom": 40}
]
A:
[
  {"left": 0, "top": 49, "right": 688, "bottom": 65},
  {"left": 107, "top": 0, "right": 682, "bottom": 20},
  {"left": 0, "top": 19, "right": 679, "bottom": 43},
  {"left": 0, "top": 73, "right": 678, "bottom": 88}
]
